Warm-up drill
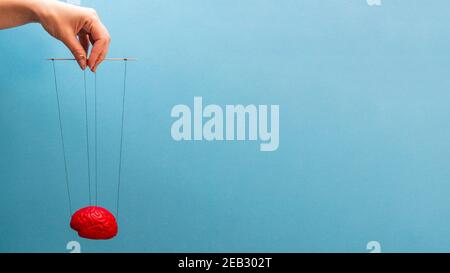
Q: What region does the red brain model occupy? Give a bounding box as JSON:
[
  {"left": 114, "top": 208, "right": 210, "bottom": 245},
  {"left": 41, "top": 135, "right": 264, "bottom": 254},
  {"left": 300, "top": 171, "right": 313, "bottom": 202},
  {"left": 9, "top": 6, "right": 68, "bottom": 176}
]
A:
[{"left": 70, "top": 206, "right": 118, "bottom": 240}]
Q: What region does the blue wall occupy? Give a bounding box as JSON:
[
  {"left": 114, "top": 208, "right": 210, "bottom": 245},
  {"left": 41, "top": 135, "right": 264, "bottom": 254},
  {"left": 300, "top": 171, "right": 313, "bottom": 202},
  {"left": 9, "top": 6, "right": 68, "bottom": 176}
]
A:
[{"left": 0, "top": 0, "right": 449, "bottom": 252}]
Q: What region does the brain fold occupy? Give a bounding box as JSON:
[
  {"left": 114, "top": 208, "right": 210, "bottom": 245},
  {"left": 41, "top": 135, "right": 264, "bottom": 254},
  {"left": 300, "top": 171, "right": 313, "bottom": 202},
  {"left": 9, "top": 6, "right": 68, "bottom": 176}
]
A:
[{"left": 70, "top": 206, "right": 118, "bottom": 240}]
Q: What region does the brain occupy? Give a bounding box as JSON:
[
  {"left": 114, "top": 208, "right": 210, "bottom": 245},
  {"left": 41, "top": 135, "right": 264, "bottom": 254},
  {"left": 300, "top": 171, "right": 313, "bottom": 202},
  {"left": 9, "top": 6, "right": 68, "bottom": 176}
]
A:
[{"left": 70, "top": 206, "right": 118, "bottom": 240}]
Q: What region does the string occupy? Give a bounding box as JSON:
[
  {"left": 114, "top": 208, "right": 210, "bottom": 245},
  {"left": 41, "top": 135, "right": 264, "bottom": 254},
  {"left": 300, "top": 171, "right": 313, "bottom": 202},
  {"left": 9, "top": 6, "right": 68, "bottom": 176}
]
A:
[
  {"left": 83, "top": 70, "right": 92, "bottom": 205},
  {"left": 51, "top": 60, "right": 72, "bottom": 216},
  {"left": 116, "top": 60, "right": 128, "bottom": 217},
  {"left": 94, "top": 72, "right": 98, "bottom": 206},
  {"left": 51, "top": 59, "right": 130, "bottom": 218}
]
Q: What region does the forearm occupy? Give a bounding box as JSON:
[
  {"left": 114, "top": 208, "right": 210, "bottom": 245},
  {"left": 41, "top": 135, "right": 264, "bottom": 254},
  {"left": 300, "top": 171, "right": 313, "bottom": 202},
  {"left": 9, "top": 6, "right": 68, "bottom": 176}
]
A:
[{"left": 0, "top": 0, "right": 43, "bottom": 29}]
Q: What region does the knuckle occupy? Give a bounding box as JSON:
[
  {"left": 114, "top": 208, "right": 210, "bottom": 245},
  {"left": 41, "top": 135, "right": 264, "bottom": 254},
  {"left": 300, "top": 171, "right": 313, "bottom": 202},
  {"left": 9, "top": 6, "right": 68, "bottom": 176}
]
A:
[
  {"left": 99, "top": 35, "right": 110, "bottom": 45},
  {"left": 74, "top": 49, "right": 86, "bottom": 57},
  {"left": 87, "top": 8, "right": 97, "bottom": 16},
  {"left": 85, "top": 8, "right": 98, "bottom": 20}
]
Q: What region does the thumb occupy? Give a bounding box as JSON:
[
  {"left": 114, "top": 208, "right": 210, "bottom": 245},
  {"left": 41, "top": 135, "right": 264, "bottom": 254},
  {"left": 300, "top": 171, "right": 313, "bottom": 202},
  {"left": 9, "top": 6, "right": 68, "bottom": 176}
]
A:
[{"left": 62, "top": 35, "right": 87, "bottom": 70}]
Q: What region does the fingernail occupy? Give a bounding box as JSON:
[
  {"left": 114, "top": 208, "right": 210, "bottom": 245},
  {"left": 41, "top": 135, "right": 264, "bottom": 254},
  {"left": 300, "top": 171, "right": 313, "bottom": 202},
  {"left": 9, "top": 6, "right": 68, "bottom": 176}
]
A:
[
  {"left": 92, "top": 61, "right": 99, "bottom": 72},
  {"left": 77, "top": 57, "right": 86, "bottom": 70}
]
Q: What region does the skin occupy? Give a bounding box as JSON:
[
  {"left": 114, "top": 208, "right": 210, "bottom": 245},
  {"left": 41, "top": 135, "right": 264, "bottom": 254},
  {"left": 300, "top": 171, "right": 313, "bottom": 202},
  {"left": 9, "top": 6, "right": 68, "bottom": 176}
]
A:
[{"left": 0, "top": 0, "right": 111, "bottom": 72}]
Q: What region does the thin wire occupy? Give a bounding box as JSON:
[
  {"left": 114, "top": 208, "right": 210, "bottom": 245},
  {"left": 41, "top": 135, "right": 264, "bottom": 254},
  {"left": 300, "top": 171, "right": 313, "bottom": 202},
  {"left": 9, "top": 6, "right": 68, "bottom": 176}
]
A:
[
  {"left": 116, "top": 60, "right": 128, "bottom": 217},
  {"left": 83, "top": 70, "right": 92, "bottom": 205},
  {"left": 52, "top": 60, "right": 72, "bottom": 215},
  {"left": 94, "top": 72, "right": 98, "bottom": 206}
]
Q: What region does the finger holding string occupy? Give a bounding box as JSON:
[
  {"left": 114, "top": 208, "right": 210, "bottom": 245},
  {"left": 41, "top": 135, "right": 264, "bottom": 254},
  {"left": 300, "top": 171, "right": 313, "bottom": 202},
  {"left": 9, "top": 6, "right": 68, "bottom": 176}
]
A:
[
  {"left": 83, "top": 16, "right": 110, "bottom": 73},
  {"left": 78, "top": 29, "right": 90, "bottom": 60}
]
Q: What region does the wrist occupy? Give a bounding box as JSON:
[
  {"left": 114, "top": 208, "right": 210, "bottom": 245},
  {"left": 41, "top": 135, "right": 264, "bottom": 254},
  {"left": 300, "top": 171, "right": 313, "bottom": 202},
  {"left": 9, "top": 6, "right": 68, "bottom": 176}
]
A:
[{"left": 27, "top": 0, "right": 52, "bottom": 24}]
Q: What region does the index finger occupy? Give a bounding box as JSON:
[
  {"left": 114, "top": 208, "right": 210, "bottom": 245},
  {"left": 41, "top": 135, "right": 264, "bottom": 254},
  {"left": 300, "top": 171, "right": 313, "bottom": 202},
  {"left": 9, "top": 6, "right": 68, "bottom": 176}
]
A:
[{"left": 84, "top": 19, "right": 110, "bottom": 72}]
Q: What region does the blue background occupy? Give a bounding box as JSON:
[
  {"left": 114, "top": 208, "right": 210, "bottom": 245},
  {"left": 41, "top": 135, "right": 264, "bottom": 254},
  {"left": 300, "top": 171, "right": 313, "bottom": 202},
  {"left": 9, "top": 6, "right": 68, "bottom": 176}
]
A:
[{"left": 0, "top": 0, "right": 449, "bottom": 252}]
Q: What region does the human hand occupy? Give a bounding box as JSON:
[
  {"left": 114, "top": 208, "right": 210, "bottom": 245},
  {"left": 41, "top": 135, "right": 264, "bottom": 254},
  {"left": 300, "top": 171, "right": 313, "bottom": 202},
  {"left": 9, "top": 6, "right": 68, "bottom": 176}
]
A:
[{"left": 34, "top": 0, "right": 110, "bottom": 72}]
